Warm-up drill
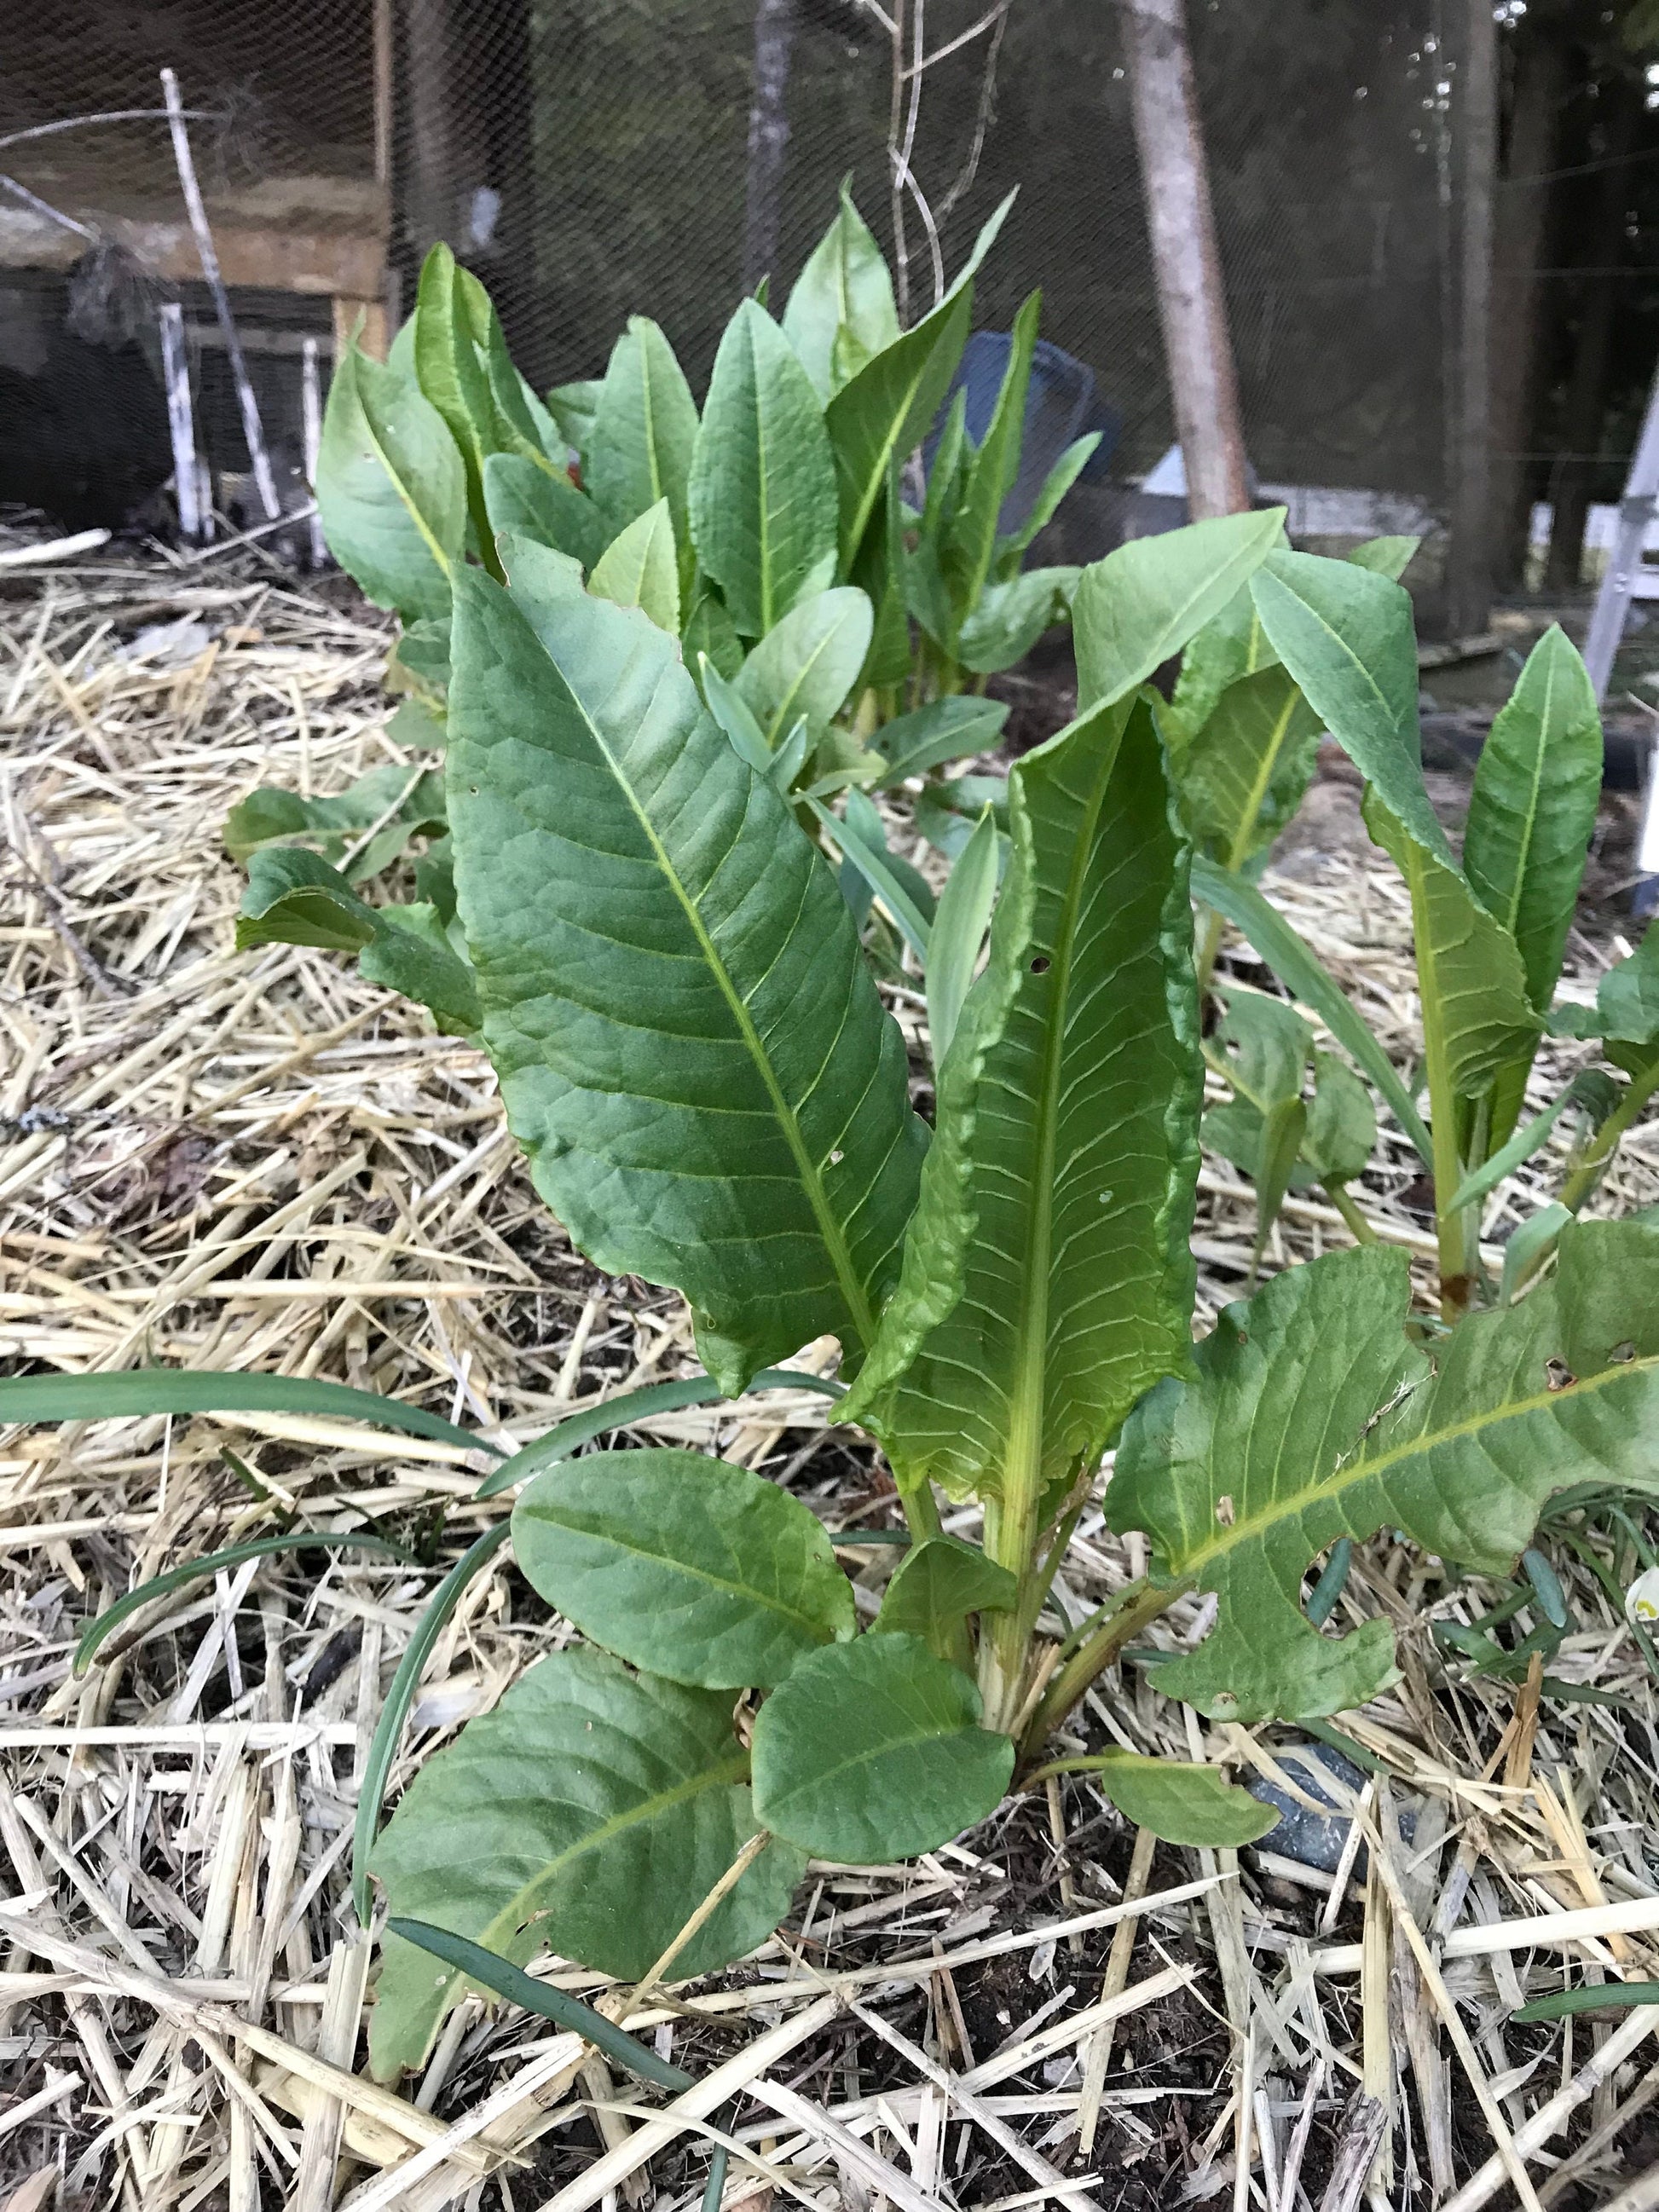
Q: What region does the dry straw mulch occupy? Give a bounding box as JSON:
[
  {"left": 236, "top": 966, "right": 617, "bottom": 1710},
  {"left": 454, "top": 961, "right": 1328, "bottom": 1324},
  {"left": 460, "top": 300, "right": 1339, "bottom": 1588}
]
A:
[{"left": 3, "top": 546, "right": 1659, "bottom": 2212}]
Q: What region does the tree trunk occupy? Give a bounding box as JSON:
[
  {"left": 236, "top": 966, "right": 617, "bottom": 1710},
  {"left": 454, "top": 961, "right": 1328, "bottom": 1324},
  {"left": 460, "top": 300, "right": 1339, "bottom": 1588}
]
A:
[
  {"left": 1446, "top": 0, "right": 1498, "bottom": 639},
  {"left": 743, "top": 0, "right": 796, "bottom": 296},
  {"left": 1121, "top": 0, "right": 1248, "bottom": 519},
  {"left": 1489, "top": 30, "right": 1566, "bottom": 587}
]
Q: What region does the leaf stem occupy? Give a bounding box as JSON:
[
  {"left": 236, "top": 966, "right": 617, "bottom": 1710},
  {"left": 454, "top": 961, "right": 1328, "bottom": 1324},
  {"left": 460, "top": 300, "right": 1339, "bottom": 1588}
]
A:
[
  {"left": 1559, "top": 1056, "right": 1659, "bottom": 1215},
  {"left": 1404, "top": 845, "right": 1477, "bottom": 1319},
  {"left": 1194, "top": 904, "right": 1226, "bottom": 996},
  {"left": 1325, "top": 1181, "right": 1378, "bottom": 1245},
  {"left": 1017, "top": 1577, "right": 1183, "bottom": 1759}
]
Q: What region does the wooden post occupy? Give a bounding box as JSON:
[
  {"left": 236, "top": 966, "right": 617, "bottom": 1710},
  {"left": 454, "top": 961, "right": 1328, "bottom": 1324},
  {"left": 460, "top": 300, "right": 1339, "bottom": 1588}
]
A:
[
  {"left": 743, "top": 0, "right": 796, "bottom": 295},
  {"left": 1446, "top": 0, "right": 1498, "bottom": 639},
  {"left": 1121, "top": 0, "right": 1248, "bottom": 519},
  {"left": 301, "top": 338, "right": 328, "bottom": 569}
]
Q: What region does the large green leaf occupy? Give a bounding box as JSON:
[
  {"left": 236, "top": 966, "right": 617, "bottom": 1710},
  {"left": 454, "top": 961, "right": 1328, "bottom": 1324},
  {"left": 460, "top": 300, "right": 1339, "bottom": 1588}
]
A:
[
  {"left": 236, "top": 849, "right": 481, "bottom": 1036},
  {"left": 368, "top": 1649, "right": 806, "bottom": 2077},
  {"left": 483, "top": 453, "right": 610, "bottom": 572},
  {"left": 413, "top": 242, "right": 501, "bottom": 563},
  {"left": 315, "top": 344, "right": 463, "bottom": 621},
  {"left": 1109, "top": 1220, "right": 1659, "bottom": 1723},
  {"left": 1462, "top": 625, "right": 1603, "bottom": 1014},
  {"left": 1087, "top": 1754, "right": 1280, "bottom": 1847},
  {"left": 839, "top": 695, "right": 1201, "bottom": 1506},
  {"left": 585, "top": 316, "right": 699, "bottom": 553},
  {"left": 511, "top": 1447, "right": 855, "bottom": 1688},
  {"left": 824, "top": 284, "right": 972, "bottom": 566},
  {"left": 1178, "top": 667, "right": 1324, "bottom": 869},
  {"left": 750, "top": 1632, "right": 1013, "bottom": 1861},
  {"left": 588, "top": 498, "right": 681, "bottom": 633},
  {"left": 689, "top": 300, "right": 839, "bottom": 639},
  {"left": 1362, "top": 795, "right": 1540, "bottom": 1100},
  {"left": 945, "top": 291, "right": 1040, "bottom": 612},
  {"left": 781, "top": 181, "right": 900, "bottom": 400},
  {"left": 446, "top": 557, "right": 925, "bottom": 1393},
  {"left": 733, "top": 586, "right": 872, "bottom": 746},
  {"left": 1072, "top": 511, "right": 1286, "bottom": 711}
]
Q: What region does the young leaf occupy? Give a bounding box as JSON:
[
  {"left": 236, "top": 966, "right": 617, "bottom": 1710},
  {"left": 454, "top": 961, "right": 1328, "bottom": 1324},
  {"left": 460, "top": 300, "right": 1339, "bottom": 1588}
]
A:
[
  {"left": 224, "top": 762, "right": 447, "bottom": 882},
  {"left": 1167, "top": 573, "right": 1283, "bottom": 744},
  {"left": 701, "top": 654, "right": 772, "bottom": 771},
  {"left": 588, "top": 498, "right": 681, "bottom": 633},
  {"left": 874, "top": 1536, "right": 1016, "bottom": 1662},
  {"left": 750, "top": 1632, "right": 1013, "bottom": 1862},
  {"left": 390, "top": 615, "right": 452, "bottom": 705},
  {"left": 995, "top": 432, "right": 1101, "bottom": 572},
  {"left": 946, "top": 291, "right": 1041, "bottom": 610},
  {"left": 446, "top": 563, "right": 926, "bottom": 1392},
  {"left": 927, "top": 804, "right": 998, "bottom": 1071},
  {"left": 955, "top": 566, "right": 1078, "bottom": 677},
  {"left": 1444, "top": 1069, "right": 1619, "bottom": 1214},
  {"left": 315, "top": 344, "right": 464, "bottom": 621},
  {"left": 368, "top": 1648, "right": 806, "bottom": 2077},
  {"left": 413, "top": 242, "right": 502, "bottom": 565},
  {"left": 1303, "top": 1050, "right": 1377, "bottom": 1186},
  {"left": 1084, "top": 1753, "right": 1280, "bottom": 1848},
  {"left": 1178, "top": 667, "right": 1325, "bottom": 869},
  {"left": 840, "top": 695, "right": 1201, "bottom": 1510},
  {"left": 871, "top": 697, "right": 1009, "bottom": 786},
  {"left": 808, "top": 795, "right": 934, "bottom": 963},
  {"left": 585, "top": 316, "right": 699, "bottom": 552},
  {"left": 483, "top": 453, "right": 610, "bottom": 573},
  {"left": 825, "top": 284, "right": 973, "bottom": 566},
  {"left": 511, "top": 1447, "right": 856, "bottom": 1688},
  {"left": 1210, "top": 987, "right": 1310, "bottom": 1112},
  {"left": 690, "top": 300, "right": 839, "bottom": 639},
  {"left": 546, "top": 378, "right": 601, "bottom": 458},
  {"left": 781, "top": 180, "right": 899, "bottom": 401},
  {"left": 733, "top": 587, "right": 873, "bottom": 746},
  {"left": 1462, "top": 625, "right": 1603, "bottom": 1015},
  {"left": 1109, "top": 1219, "right": 1659, "bottom": 1723},
  {"left": 1190, "top": 857, "right": 1432, "bottom": 1163},
  {"left": 1072, "top": 510, "right": 1286, "bottom": 710},
  {"left": 770, "top": 716, "right": 811, "bottom": 793}
]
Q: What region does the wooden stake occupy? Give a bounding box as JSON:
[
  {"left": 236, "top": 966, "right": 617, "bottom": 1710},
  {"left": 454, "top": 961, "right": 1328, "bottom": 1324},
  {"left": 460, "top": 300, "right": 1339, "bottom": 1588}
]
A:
[
  {"left": 1446, "top": 0, "right": 1498, "bottom": 638},
  {"left": 1121, "top": 0, "right": 1248, "bottom": 518},
  {"left": 158, "top": 303, "right": 203, "bottom": 546},
  {"left": 300, "top": 338, "right": 327, "bottom": 569}
]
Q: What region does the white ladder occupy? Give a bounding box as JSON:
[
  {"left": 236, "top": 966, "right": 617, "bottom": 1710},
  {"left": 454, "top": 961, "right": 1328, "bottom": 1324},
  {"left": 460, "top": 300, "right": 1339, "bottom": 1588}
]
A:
[{"left": 1582, "top": 358, "right": 1659, "bottom": 911}]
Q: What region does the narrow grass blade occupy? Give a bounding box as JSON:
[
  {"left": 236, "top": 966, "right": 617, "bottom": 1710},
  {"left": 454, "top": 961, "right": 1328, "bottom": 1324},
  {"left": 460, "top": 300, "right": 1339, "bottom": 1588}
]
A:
[
  {"left": 385, "top": 1918, "right": 694, "bottom": 2089},
  {"left": 76, "top": 1529, "right": 414, "bottom": 1674},
  {"left": 1512, "top": 1983, "right": 1659, "bottom": 2024},
  {"left": 473, "top": 1368, "right": 844, "bottom": 1501},
  {"left": 0, "top": 1371, "right": 496, "bottom": 1457},
  {"left": 352, "top": 1520, "right": 512, "bottom": 1922}
]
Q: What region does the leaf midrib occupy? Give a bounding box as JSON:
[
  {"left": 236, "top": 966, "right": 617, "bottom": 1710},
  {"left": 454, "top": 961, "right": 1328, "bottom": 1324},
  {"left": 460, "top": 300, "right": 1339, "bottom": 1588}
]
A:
[
  {"left": 555, "top": 650, "right": 879, "bottom": 1352},
  {"left": 524, "top": 1504, "right": 837, "bottom": 1640},
  {"left": 1174, "top": 1342, "right": 1659, "bottom": 1578},
  {"left": 1224, "top": 682, "right": 1302, "bottom": 873}
]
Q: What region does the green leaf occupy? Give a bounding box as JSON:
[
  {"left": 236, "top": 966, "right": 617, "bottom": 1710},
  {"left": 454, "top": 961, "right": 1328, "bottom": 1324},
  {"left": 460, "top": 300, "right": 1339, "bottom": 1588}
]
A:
[
  {"left": 701, "top": 654, "right": 772, "bottom": 771},
  {"left": 511, "top": 1447, "right": 855, "bottom": 1688},
  {"left": 315, "top": 344, "right": 464, "bottom": 621},
  {"left": 546, "top": 378, "right": 601, "bottom": 457},
  {"left": 355, "top": 1522, "right": 512, "bottom": 1920},
  {"left": 1084, "top": 1753, "right": 1280, "bottom": 1847},
  {"left": 1251, "top": 1095, "right": 1307, "bottom": 1260},
  {"left": 368, "top": 1649, "right": 806, "bottom": 2077},
  {"left": 808, "top": 795, "right": 933, "bottom": 963},
  {"left": 390, "top": 615, "right": 451, "bottom": 706},
  {"left": 483, "top": 453, "right": 610, "bottom": 572},
  {"left": 0, "top": 1366, "right": 488, "bottom": 1455},
  {"left": 1302, "top": 1051, "right": 1377, "bottom": 1186},
  {"left": 946, "top": 291, "right": 1040, "bottom": 611},
  {"left": 1447, "top": 1070, "right": 1621, "bottom": 1214},
  {"left": 1511, "top": 1983, "right": 1659, "bottom": 2025},
  {"left": 849, "top": 459, "right": 912, "bottom": 690},
  {"left": 956, "top": 567, "right": 1078, "bottom": 677},
  {"left": 77, "top": 1528, "right": 412, "bottom": 1674},
  {"left": 1109, "top": 1219, "right": 1659, "bottom": 1722},
  {"left": 840, "top": 695, "right": 1201, "bottom": 1506},
  {"left": 238, "top": 851, "right": 481, "bottom": 1037},
  {"left": 1210, "top": 987, "right": 1310, "bottom": 1112},
  {"left": 224, "top": 762, "right": 447, "bottom": 881},
  {"left": 685, "top": 571, "right": 744, "bottom": 684},
  {"left": 734, "top": 587, "right": 872, "bottom": 746},
  {"left": 1168, "top": 575, "right": 1283, "bottom": 745},
  {"left": 1248, "top": 549, "right": 1449, "bottom": 863},
  {"left": 871, "top": 697, "right": 1009, "bottom": 786},
  {"left": 446, "top": 562, "right": 926, "bottom": 1392},
  {"left": 1178, "top": 667, "right": 1325, "bottom": 869},
  {"left": 1362, "top": 794, "right": 1540, "bottom": 1099},
  {"left": 873, "top": 1536, "right": 1016, "bottom": 1662},
  {"left": 781, "top": 179, "right": 899, "bottom": 401},
  {"left": 585, "top": 316, "right": 699, "bottom": 554},
  {"left": 1191, "top": 857, "right": 1433, "bottom": 1164},
  {"left": 825, "top": 285, "right": 973, "bottom": 567},
  {"left": 1346, "top": 534, "right": 1421, "bottom": 580},
  {"left": 413, "top": 242, "right": 502, "bottom": 566},
  {"left": 588, "top": 498, "right": 681, "bottom": 633},
  {"left": 385, "top": 1920, "right": 694, "bottom": 2089},
  {"left": 1073, "top": 511, "right": 1287, "bottom": 710},
  {"left": 1462, "top": 625, "right": 1603, "bottom": 1015},
  {"left": 995, "top": 433, "right": 1101, "bottom": 572},
  {"left": 750, "top": 1633, "right": 1013, "bottom": 1861},
  {"left": 473, "top": 1366, "right": 844, "bottom": 1501},
  {"left": 927, "top": 804, "right": 998, "bottom": 1071},
  {"left": 690, "top": 300, "right": 839, "bottom": 639}
]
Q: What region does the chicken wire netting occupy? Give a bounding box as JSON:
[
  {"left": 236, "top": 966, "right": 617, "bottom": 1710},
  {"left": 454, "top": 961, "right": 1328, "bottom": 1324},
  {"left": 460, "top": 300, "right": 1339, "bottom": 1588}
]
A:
[{"left": 0, "top": 0, "right": 1650, "bottom": 568}]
